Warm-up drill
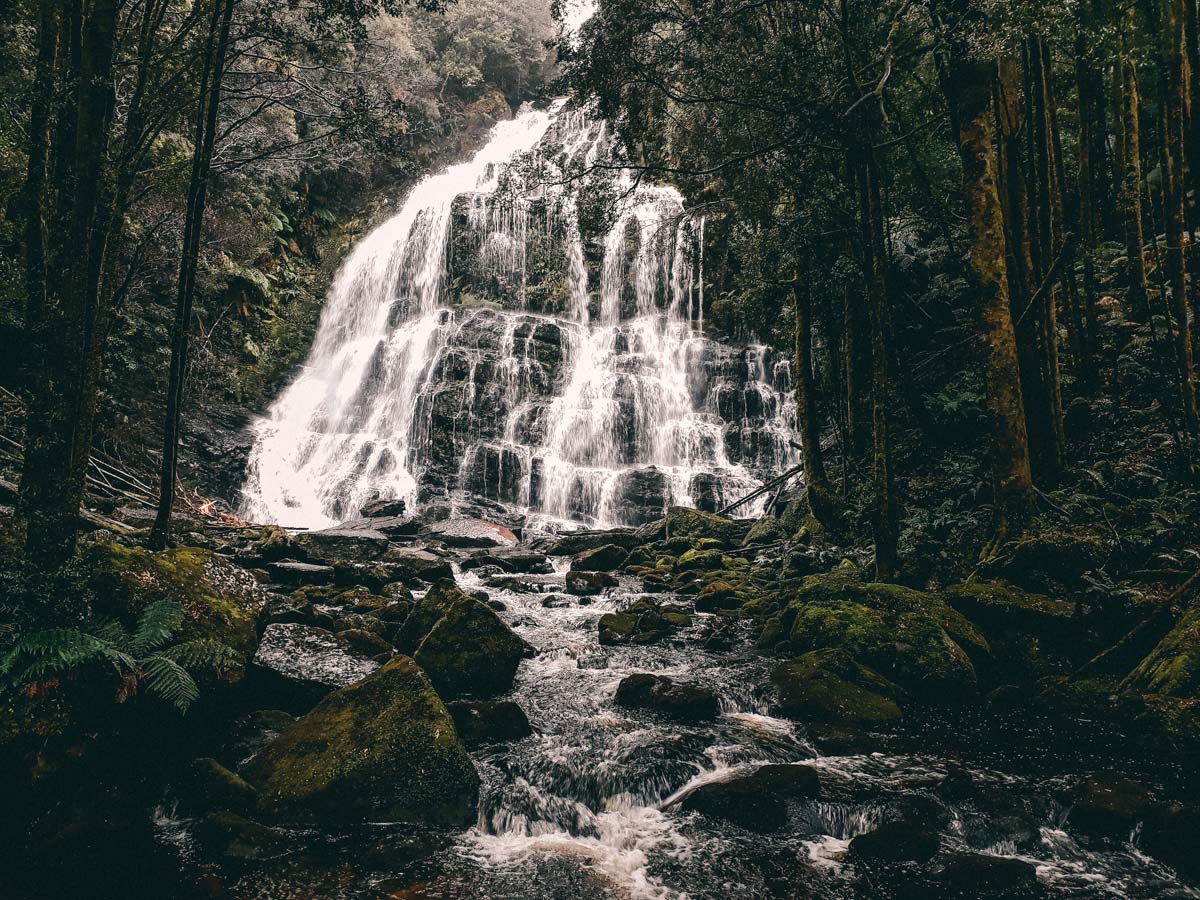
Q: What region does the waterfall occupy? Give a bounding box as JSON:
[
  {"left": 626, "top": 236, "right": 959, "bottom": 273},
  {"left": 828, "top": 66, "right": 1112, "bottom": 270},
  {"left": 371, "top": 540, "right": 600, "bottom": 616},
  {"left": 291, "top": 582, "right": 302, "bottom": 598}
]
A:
[{"left": 240, "top": 103, "right": 798, "bottom": 529}]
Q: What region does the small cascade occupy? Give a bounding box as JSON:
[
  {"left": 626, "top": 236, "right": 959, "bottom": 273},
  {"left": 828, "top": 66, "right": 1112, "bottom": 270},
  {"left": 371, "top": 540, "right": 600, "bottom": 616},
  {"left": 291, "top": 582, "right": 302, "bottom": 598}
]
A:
[{"left": 240, "top": 102, "right": 797, "bottom": 529}]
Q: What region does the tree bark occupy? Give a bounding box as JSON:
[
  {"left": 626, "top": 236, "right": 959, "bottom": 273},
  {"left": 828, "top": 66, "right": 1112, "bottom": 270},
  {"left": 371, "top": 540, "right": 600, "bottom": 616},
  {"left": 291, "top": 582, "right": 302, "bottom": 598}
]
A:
[
  {"left": 150, "top": 0, "right": 237, "bottom": 549},
  {"left": 950, "top": 52, "right": 1036, "bottom": 542},
  {"left": 792, "top": 280, "right": 839, "bottom": 530}
]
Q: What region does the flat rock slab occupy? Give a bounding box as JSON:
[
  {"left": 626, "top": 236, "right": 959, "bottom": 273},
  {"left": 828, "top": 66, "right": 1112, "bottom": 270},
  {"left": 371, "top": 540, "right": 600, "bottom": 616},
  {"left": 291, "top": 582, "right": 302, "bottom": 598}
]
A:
[
  {"left": 460, "top": 548, "right": 552, "bottom": 574},
  {"left": 542, "top": 528, "right": 638, "bottom": 555},
  {"left": 266, "top": 560, "right": 336, "bottom": 586},
  {"left": 251, "top": 623, "right": 379, "bottom": 712},
  {"left": 422, "top": 518, "right": 517, "bottom": 548},
  {"left": 334, "top": 515, "right": 421, "bottom": 538},
  {"left": 360, "top": 498, "right": 407, "bottom": 518},
  {"left": 295, "top": 527, "right": 390, "bottom": 562},
  {"left": 383, "top": 547, "right": 454, "bottom": 583}
]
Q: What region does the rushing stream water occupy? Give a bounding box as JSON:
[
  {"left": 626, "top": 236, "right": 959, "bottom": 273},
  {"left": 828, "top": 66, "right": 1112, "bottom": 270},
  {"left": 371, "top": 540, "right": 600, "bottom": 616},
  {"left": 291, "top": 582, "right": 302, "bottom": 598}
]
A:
[{"left": 180, "top": 558, "right": 1198, "bottom": 899}]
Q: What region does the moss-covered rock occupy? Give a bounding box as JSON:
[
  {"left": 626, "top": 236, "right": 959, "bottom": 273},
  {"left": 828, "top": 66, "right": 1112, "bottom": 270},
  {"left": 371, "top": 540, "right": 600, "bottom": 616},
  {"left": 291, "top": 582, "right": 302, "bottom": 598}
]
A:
[
  {"left": 83, "top": 542, "right": 264, "bottom": 678},
  {"left": 245, "top": 656, "right": 479, "bottom": 825},
  {"left": 634, "top": 506, "right": 742, "bottom": 548},
  {"left": 771, "top": 649, "right": 903, "bottom": 725},
  {"left": 1123, "top": 604, "right": 1200, "bottom": 698},
  {"left": 769, "top": 571, "right": 989, "bottom": 700},
  {"left": 395, "top": 580, "right": 532, "bottom": 699},
  {"left": 743, "top": 516, "right": 788, "bottom": 547},
  {"left": 982, "top": 527, "right": 1106, "bottom": 593}
]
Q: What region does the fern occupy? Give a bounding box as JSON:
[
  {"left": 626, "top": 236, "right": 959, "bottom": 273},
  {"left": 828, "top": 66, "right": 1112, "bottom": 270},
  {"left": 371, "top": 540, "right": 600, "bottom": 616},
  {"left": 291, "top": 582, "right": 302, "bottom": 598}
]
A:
[{"left": 0, "top": 601, "right": 242, "bottom": 713}]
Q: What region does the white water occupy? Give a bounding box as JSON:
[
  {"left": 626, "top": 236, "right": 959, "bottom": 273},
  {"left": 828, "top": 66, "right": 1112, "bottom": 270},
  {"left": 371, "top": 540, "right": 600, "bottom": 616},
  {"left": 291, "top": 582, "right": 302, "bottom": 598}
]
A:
[{"left": 240, "top": 103, "right": 796, "bottom": 529}]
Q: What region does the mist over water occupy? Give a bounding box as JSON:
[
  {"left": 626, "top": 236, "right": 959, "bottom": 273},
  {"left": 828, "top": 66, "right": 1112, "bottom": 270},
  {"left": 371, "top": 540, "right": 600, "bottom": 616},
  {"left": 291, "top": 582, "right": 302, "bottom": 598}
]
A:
[{"left": 239, "top": 103, "right": 797, "bottom": 529}]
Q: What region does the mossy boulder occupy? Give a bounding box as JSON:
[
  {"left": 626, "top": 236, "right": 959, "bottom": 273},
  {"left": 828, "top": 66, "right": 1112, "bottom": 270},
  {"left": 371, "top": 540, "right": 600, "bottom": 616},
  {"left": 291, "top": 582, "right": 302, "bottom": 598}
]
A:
[
  {"left": 769, "top": 571, "right": 989, "bottom": 700},
  {"left": 83, "top": 542, "right": 264, "bottom": 678},
  {"left": 395, "top": 580, "right": 532, "bottom": 699},
  {"left": 1123, "top": 604, "right": 1200, "bottom": 699},
  {"left": 245, "top": 656, "right": 479, "bottom": 825},
  {"left": 598, "top": 599, "right": 689, "bottom": 645},
  {"left": 743, "top": 516, "right": 788, "bottom": 547},
  {"left": 982, "top": 527, "right": 1106, "bottom": 593},
  {"left": 772, "top": 649, "right": 903, "bottom": 725},
  {"left": 634, "top": 506, "right": 741, "bottom": 548}
]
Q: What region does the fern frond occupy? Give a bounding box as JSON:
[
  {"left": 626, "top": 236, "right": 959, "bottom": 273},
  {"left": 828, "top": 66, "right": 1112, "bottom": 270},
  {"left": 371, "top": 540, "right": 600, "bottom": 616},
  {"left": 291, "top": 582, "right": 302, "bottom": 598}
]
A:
[
  {"left": 139, "top": 655, "right": 199, "bottom": 712},
  {"left": 92, "top": 619, "right": 130, "bottom": 647},
  {"left": 130, "top": 600, "right": 186, "bottom": 656},
  {"left": 159, "top": 639, "right": 243, "bottom": 673}
]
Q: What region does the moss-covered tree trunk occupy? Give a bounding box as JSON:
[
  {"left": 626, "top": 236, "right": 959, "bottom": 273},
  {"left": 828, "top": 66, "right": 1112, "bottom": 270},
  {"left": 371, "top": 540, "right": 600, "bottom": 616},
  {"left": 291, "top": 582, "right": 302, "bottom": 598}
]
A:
[
  {"left": 951, "top": 53, "right": 1035, "bottom": 541},
  {"left": 792, "top": 279, "right": 839, "bottom": 529}
]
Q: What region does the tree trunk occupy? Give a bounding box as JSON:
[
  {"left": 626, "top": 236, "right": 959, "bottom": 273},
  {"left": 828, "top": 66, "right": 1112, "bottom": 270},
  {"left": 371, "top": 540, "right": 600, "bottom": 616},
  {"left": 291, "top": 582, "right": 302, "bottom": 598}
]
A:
[
  {"left": 792, "top": 280, "right": 839, "bottom": 530},
  {"left": 150, "top": 0, "right": 236, "bottom": 549},
  {"left": 1116, "top": 35, "right": 1153, "bottom": 322},
  {"left": 21, "top": 0, "right": 122, "bottom": 569},
  {"left": 950, "top": 52, "right": 1036, "bottom": 542},
  {"left": 1159, "top": 0, "right": 1200, "bottom": 450}
]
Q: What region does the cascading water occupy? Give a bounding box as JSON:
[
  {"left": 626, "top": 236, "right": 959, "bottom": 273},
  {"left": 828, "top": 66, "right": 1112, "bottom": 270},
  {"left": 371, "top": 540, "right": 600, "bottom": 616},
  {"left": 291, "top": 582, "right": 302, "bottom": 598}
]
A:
[{"left": 239, "top": 102, "right": 797, "bottom": 529}]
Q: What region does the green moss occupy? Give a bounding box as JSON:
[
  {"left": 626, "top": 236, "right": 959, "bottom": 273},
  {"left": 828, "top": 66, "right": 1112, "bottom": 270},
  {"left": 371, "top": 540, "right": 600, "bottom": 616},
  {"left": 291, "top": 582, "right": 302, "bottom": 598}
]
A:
[
  {"left": 83, "top": 541, "right": 262, "bottom": 666},
  {"left": 245, "top": 655, "right": 478, "bottom": 825},
  {"left": 743, "top": 516, "right": 788, "bottom": 547},
  {"left": 772, "top": 649, "right": 903, "bottom": 724},
  {"left": 779, "top": 572, "right": 989, "bottom": 699},
  {"left": 1124, "top": 606, "right": 1200, "bottom": 697}
]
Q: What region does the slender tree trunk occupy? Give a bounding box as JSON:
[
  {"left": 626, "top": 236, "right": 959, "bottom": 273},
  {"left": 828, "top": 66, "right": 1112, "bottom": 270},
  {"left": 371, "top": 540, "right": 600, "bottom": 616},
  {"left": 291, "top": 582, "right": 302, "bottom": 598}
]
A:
[
  {"left": 792, "top": 280, "right": 839, "bottom": 530},
  {"left": 1116, "top": 37, "right": 1153, "bottom": 322},
  {"left": 950, "top": 52, "right": 1036, "bottom": 543},
  {"left": 151, "top": 0, "right": 236, "bottom": 549},
  {"left": 1159, "top": 0, "right": 1200, "bottom": 451},
  {"left": 1075, "top": 9, "right": 1104, "bottom": 386}
]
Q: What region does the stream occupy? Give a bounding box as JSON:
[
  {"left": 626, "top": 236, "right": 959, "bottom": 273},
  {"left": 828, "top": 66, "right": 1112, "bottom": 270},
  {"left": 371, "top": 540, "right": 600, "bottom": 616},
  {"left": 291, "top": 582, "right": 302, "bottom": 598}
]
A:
[{"left": 172, "top": 554, "right": 1198, "bottom": 900}]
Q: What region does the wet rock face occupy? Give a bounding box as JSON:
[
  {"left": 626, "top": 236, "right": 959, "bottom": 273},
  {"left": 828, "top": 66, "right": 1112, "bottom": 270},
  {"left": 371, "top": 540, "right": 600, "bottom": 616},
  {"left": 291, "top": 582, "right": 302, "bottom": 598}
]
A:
[
  {"left": 679, "top": 764, "right": 820, "bottom": 833},
  {"left": 614, "top": 673, "right": 719, "bottom": 722},
  {"left": 395, "top": 580, "right": 533, "bottom": 699},
  {"left": 245, "top": 656, "right": 479, "bottom": 826},
  {"left": 251, "top": 623, "right": 380, "bottom": 711}
]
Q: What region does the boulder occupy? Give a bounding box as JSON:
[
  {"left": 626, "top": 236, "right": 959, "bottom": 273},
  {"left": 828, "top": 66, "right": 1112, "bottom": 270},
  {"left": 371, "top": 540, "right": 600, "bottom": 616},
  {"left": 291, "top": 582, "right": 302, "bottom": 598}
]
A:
[
  {"left": 743, "top": 515, "right": 789, "bottom": 547},
  {"left": 614, "top": 674, "right": 719, "bottom": 722},
  {"left": 395, "top": 580, "right": 532, "bottom": 698},
  {"left": 570, "top": 543, "right": 630, "bottom": 572},
  {"left": 448, "top": 700, "right": 533, "bottom": 746},
  {"left": 360, "top": 498, "right": 407, "bottom": 518},
  {"left": 336, "top": 628, "right": 393, "bottom": 657},
  {"left": 599, "top": 599, "right": 689, "bottom": 645},
  {"left": 337, "top": 514, "right": 420, "bottom": 538},
  {"left": 82, "top": 542, "right": 264, "bottom": 680},
  {"left": 294, "top": 527, "right": 389, "bottom": 562},
  {"left": 679, "top": 764, "right": 820, "bottom": 832},
  {"left": 267, "top": 559, "right": 335, "bottom": 586},
  {"left": 771, "top": 649, "right": 904, "bottom": 725},
  {"left": 422, "top": 518, "right": 517, "bottom": 548},
  {"left": 245, "top": 657, "right": 479, "bottom": 825},
  {"left": 761, "top": 571, "right": 989, "bottom": 701},
  {"left": 382, "top": 547, "right": 454, "bottom": 583},
  {"left": 543, "top": 528, "right": 639, "bottom": 556},
  {"left": 250, "top": 623, "right": 379, "bottom": 712},
  {"left": 849, "top": 820, "right": 940, "bottom": 863},
  {"left": 460, "top": 548, "right": 553, "bottom": 574},
  {"left": 937, "top": 853, "right": 1040, "bottom": 898},
  {"left": 1141, "top": 802, "right": 1200, "bottom": 881},
  {"left": 1123, "top": 601, "right": 1200, "bottom": 699},
  {"left": 1068, "top": 773, "right": 1152, "bottom": 842},
  {"left": 634, "top": 506, "right": 742, "bottom": 548},
  {"left": 566, "top": 570, "right": 618, "bottom": 596}
]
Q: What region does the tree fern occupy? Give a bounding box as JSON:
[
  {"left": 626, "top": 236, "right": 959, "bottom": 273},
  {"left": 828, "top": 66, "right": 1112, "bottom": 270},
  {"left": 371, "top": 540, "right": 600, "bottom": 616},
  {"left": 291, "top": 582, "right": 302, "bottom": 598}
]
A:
[{"left": 0, "top": 600, "right": 242, "bottom": 713}]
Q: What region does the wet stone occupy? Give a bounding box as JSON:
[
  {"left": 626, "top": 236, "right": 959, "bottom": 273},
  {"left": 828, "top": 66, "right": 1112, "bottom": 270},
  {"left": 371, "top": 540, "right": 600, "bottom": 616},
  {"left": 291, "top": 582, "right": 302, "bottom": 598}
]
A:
[
  {"left": 678, "top": 764, "right": 820, "bottom": 833},
  {"left": 266, "top": 560, "right": 335, "bottom": 586},
  {"left": 422, "top": 518, "right": 518, "bottom": 548},
  {"left": 614, "top": 673, "right": 720, "bottom": 723},
  {"left": 251, "top": 623, "right": 380, "bottom": 712},
  {"left": 448, "top": 700, "right": 533, "bottom": 746}
]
